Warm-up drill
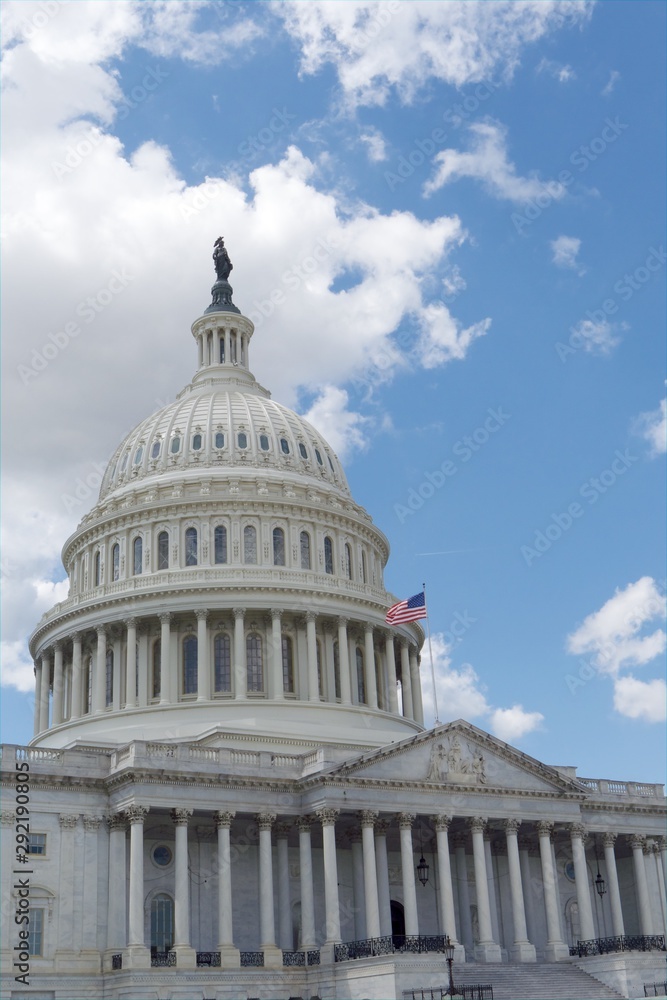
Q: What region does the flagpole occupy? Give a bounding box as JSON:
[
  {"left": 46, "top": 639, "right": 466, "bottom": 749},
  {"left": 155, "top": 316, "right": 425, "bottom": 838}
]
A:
[{"left": 423, "top": 582, "right": 440, "bottom": 725}]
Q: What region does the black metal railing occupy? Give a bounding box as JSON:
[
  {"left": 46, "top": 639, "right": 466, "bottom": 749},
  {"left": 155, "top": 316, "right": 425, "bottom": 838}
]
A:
[
  {"left": 240, "top": 951, "right": 264, "bottom": 967},
  {"left": 150, "top": 949, "right": 176, "bottom": 967},
  {"left": 196, "top": 951, "right": 221, "bottom": 966},
  {"left": 282, "top": 948, "right": 321, "bottom": 966},
  {"left": 404, "top": 987, "right": 493, "bottom": 999},
  {"left": 644, "top": 983, "right": 667, "bottom": 997},
  {"left": 111, "top": 952, "right": 122, "bottom": 970},
  {"left": 335, "top": 935, "right": 447, "bottom": 962},
  {"left": 307, "top": 949, "right": 320, "bottom": 966},
  {"left": 570, "top": 934, "right": 666, "bottom": 957}
]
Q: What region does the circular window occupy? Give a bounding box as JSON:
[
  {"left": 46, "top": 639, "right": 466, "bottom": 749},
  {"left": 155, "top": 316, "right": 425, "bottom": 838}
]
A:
[{"left": 152, "top": 844, "right": 173, "bottom": 867}]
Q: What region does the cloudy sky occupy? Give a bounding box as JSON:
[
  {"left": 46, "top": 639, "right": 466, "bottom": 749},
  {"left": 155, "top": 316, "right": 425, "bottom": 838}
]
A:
[{"left": 2, "top": 0, "right": 665, "bottom": 780}]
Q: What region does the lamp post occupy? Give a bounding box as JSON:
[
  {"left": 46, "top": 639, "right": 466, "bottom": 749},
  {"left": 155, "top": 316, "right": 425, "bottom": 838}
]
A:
[
  {"left": 443, "top": 935, "right": 460, "bottom": 997},
  {"left": 416, "top": 820, "right": 430, "bottom": 887}
]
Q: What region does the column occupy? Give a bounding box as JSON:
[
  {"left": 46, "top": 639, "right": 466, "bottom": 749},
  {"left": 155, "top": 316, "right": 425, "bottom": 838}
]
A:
[
  {"left": 112, "top": 635, "right": 122, "bottom": 711},
  {"left": 33, "top": 661, "right": 42, "bottom": 736},
  {"left": 569, "top": 824, "right": 595, "bottom": 942},
  {"left": 433, "top": 817, "right": 465, "bottom": 960},
  {"left": 398, "top": 813, "right": 419, "bottom": 936},
  {"left": 70, "top": 633, "right": 83, "bottom": 720},
  {"left": 484, "top": 832, "right": 501, "bottom": 946},
  {"left": 400, "top": 643, "right": 413, "bottom": 719},
  {"left": 55, "top": 814, "right": 79, "bottom": 970},
  {"left": 469, "top": 818, "right": 501, "bottom": 962},
  {"left": 125, "top": 805, "right": 150, "bottom": 967},
  {"left": 361, "top": 811, "right": 381, "bottom": 938},
  {"left": 271, "top": 610, "right": 284, "bottom": 700},
  {"left": 628, "top": 835, "right": 653, "bottom": 935},
  {"left": 602, "top": 833, "right": 624, "bottom": 937},
  {"left": 105, "top": 814, "right": 127, "bottom": 967},
  {"left": 39, "top": 651, "right": 51, "bottom": 731},
  {"left": 137, "top": 627, "right": 149, "bottom": 707},
  {"left": 349, "top": 829, "right": 367, "bottom": 939},
  {"left": 383, "top": 633, "right": 399, "bottom": 713},
  {"left": 453, "top": 834, "right": 474, "bottom": 954},
  {"left": 52, "top": 642, "right": 64, "bottom": 725},
  {"left": 297, "top": 817, "right": 316, "bottom": 947},
  {"left": 652, "top": 842, "right": 667, "bottom": 937},
  {"left": 275, "top": 822, "right": 292, "bottom": 950},
  {"left": 159, "top": 613, "right": 171, "bottom": 705},
  {"left": 124, "top": 618, "right": 137, "bottom": 708},
  {"left": 1, "top": 811, "right": 14, "bottom": 964},
  {"left": 256, "top": 813, "right": 282, "bottom": 967},
  {"left": 233, "top": 608, "right": 246, "bottom": 699},
  {"left": 503, "top": 820, "right": 535, "bottom": 962},
  {"left": 171, "top": 808, "right": 196, "bottom": 967},
  {"left": 518, "top": 838, "right": 537, "bottom": 948},
  {"left": 81, "top": 817, "right": 102, "bottom": 968},
  {"left": 224, "top": 328, "right": 231, "bottom": 364},
  {"left": 363, "top": 626, "right": 378, "bottom": 709},
  {"left": 317, "top": 809, "right": 342, "bottom": 954},
  {"left": 93, "top": 627, "right": 106, "bottom": 713},
  {"left": 214, "top": 811, "right": 240, "bottom": 966},
  {"left": 375, "top": 819, "right": 392, "bottom": 937},
  {"left": 410, "top": 647, "right": 424, "bottom": 726},
  {"left": 659, "top": 836, "right": 667, "bottom": 889},
  {"left": 337, "top": 618, "right": 352, "bottom": 704},
  {"left": 537, "top": 821, "right": 569, "bottom": 961},
  {"left": 196, "top": 610, "right": 210, "bottom": 701},
  {"left": 306, "top": 612, "right": 320, "bottom": 702}
]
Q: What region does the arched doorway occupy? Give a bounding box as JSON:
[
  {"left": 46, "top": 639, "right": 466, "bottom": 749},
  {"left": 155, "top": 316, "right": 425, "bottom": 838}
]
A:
[
  {"left": 150, "top": 893, "right": 174, "bottom": 954},
  {"left": 391, "top": 900, "right": 405, "bottom": 946}
]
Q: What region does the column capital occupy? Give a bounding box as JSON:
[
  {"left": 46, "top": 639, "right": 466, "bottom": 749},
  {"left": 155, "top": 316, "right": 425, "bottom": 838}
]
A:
[
  {"left": 171, "top": 808, "right": 193, "bottom": 826},
  {"left": 256, "top": 812, "right": 276, "bottom": 831},
  {"left": 83, "top": 815, "right": 103, "bottom": 831},
  {"left": 1, "top": 810, "right": 15, "bottom": 826},
  {"left": 432, "top": 814, "right": 452, "bottom": 832},
  {"left": 570, "top": 822, "right": 587, "bottom": 841},
  {"left": 316, "top": 808, "right": 340, "bottom": 827},
  {"left": 536, "top": 820, "right": 553, "bottom": 838},
  {"left": 375, "top": 818, "right": 391, "bottom": 836},
  {"left": 195, "top": 608, "right": 209, "bottom": 622},
  {"left": 53, "top": 639, "right": 64, "bottom": 652},
  {"left": 296, "top": 815, "right": 313, "bottom": 833},
  {"left": 59, "top": 813, "right": 79, "bottom": 829},
  {"left": 96, "top": 624, "right": 107, "bottom": 638},
  {"left": 124, "top": 616, "right": 138, "bottom": 629},
  {"left": 468, "top": 816, "right": 487, "bottom": 834},
  {"left": 602, "top": 831, "right": 617, "bottom": 848},
  {"left": 364, "top": 622, "right": 374, "bottom": 634},
  {"left": 398, "top": 812, "right": 415, "bottom": 830},
  {"left": 108, "top": 812, "right": 127, "bottom": 832},
  {"left": 650, "top": 841, "right": 662, "bottom": 857},
  {"left": 126, "top": 804, "right": 149, "bottom": 824},
  {"left": 158, "top": 611, "right": 171, "bottom": 625},
  {"left": 642, "top": 841, "right": 653, "bottom": 856},
  {"left": 337, "top": 616, "right": 349, "bottom": 628},
  {"left": 503, "top": 818, "right": 521, "bottom": 836},
  {"left": 214, "top": 810, "right": 235, "bottom": 829},
  {"left": 360, "top": 809, "right": 378, "bottom": 829},
  {"left": 627, "top": 833, "right": 646, "bottom": 851},
  {"left": 274, "top": 821, "right": 292, "bottom": 839},
  {"left": 67, "top": 630, "right": 84, "bottom": 644},
  {"left": 304, "top": 610, "right": 317, "bottom": 623},
  {"left": 656, "top": 836, "right": 667, "bottom": 851},
  {"left": 270, "top": 608, "right": 282, "bottom": 621},
  {"left": 233, "top": 607, "right": 245, "bottom": 620}
]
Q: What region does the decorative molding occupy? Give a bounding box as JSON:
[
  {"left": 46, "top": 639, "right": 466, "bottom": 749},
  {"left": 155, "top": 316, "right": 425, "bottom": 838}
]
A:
[
  {"left": 296, "top": 816, "right": 312, "bottom": 833},
  {"left": 398, "top": 812, "right": 415, "bottom": 830},
  {"left": 256, "top": 812, "right": 276, "bottom": 831},
  {"left": 59, "top": 813, "right": 79, "bottom": 829},
  {"left": 468, "top": 816, "right": 487, "bottom": 834},
  {"left": 503, "top": 818, "right": 521, "bottom": 836},
  {"left": 171, "top": 808, "right": 193, "bottom": 826},
  {"left": 126, "top": 805, "right": 149, "bottom": 823},
  {"left": 214, "top": 811, "right": 235, "bottom": 829},
  {"left": 82, "top": 815, "right": 103, "bottom": 831},
  {"left": 432, "top": 815, "right": 451, "bottom": 832},
  {"left": 316, "top": 808, "right": 339, "bottom": 827},
  {"left": 360, "top": 810, "right": 378, "bottom": 828}
]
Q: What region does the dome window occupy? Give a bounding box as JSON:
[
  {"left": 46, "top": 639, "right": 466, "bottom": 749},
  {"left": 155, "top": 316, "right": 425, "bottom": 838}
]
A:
[
  {"left": 273, "top": 527, "right": 286, "bottom": 566},
  {"left": 214, "top": 634, "right": 231, "bottom": 692},
  {"left": 105, "top": 649, "right": 114, "bottom": 707},
  {"left": 315, "top": 449, "right": 323, "bottom": 465},
  {"left": 345, "top": 543, "right": 352, "bottom": 581},
  {"left": 246, "top": 634, "right": 264, "bottom": 692},
  {"left": 243, "top": 525, "right": 257, "bottom": 565},
  {"left": 133, "top": 536, "right": 142, "bottom": 576},
  {"left": 183, "top": 635, "right": 198, "bottom": 695},
  {"left": 94, "top": 551, "right": 101, "bottom": 587},
  {"left": 215, "top": 431, "right": 225, "bottom": 449},
  {"left": 237, "top": 432, "right": 248, "bottom": 449},
  {"left": 152, "top": 640, "right": 161, "bottom": 699},
  {"left": 324, "top": 536, "right": 334, "bottom": 575},
  {"left": 157, "top": 531, "right": 169, "bottom": 570},
  {"left": 259, "top": 434, "right": 270, "bottom": 452},
  {"left": 133, "top": 446, "right": 143, "bottom": 466},
  {"left": 192, "top": 433, "right": 203, "bottom": 451},
  {"left": 327, "top": 455, "right": 334, "bottom": 472},
  {"left": 299, "top": 443, "right": 308, "bottom": 459},
  {"left": 120, "top": 452, "right": 129, "bottom": 472},
  {"left": 151, "top": 440, "right": 161, "bottom": 459},
  {"left": 111, "top": 543, "right": 120, "bottom": 582},
  {"left": 185, "top": 527, "right": 198, "bottom": 567},
  {"left": 170, "top": 436, "right": 181, "bottom": 455},
  {"left": 282, "top": 636, "right": 294, "bottom": 693},
  {"left": 280, "top": 438, "right": 290, "bottom": 455},
  {"left": 300, "top": 531, "right": 311, "bottom": 570},
  {"left": 356, "top": 647, "right": 366, "bottom": 704},
  {"left": 214, "top": 525, "right": 227, "bottom": 564}
]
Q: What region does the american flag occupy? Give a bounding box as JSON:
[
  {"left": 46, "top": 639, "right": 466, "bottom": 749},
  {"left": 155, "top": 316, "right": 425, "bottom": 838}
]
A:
[{"left": 385, "top": 591, "right": 427, "bottom": 625}]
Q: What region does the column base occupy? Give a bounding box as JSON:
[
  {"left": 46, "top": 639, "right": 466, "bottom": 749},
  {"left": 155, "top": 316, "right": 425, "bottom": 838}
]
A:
[
  {"left": 544, "top": 941, "right": 571, "bottom": 962},
  {"left": 319, "top": 942, "right": 339, "bottom": 965},
  {"left": 474, "top": 941, "right": 502, "bottom": 963},
  {"left": 123, "top": 944, "right": 151, "bottom": 969},
  {"left": 172, "top": 944, "right": 197, "bottom": 969},
  {"left": 510, "top": 940, "right": 537, "bottom": 963},
  {"left": 451, "top": 941, "right": 467, "bottom": 964},
  {"left": 261, "top": 943, "right": 284, "bottom": 969},
  {"left": 217, "top": 944, "right": 241, "bottom": 968}
]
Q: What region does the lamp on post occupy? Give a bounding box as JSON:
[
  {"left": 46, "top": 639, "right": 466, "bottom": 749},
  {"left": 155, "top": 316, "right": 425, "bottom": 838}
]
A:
[
  {"left": 443, "top": 935, "right": 459, "bottom": 997},
  {"left": 416, "top": 822, "right": 430, "bottom": 887},
  {"left": 594, "top": 842, "right": 607, "bottom": 899}
]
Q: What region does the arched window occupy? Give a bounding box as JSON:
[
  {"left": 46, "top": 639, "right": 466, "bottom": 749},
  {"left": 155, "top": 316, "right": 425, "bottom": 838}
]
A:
[
  {"left": 345, "top": 543, "right": 352, "bottom": 580},
  {"left": 151, "top": 893, "right": 174, "bottom": 953},
  {"left": 112, "top": 543, "right": 120, "bottom": 581},
  {"left": 214, "top": 431, "right": 225, "bottom": 449},
  {"left": 133, "top": 536, "right": 142, "bottom": 576},
  {"left": 185, "top": 527, "right": 197, "bottom": 567},
  {"left": 183, "top": 635, "right": 198, "bottom": 695},
  {"left": 192, "top": 433, "right": 202, "bottom": 451},
  {"left": 86, "top": 656, "right": 93, "bottom": 713},
  {"left": 152, "top": 639, "right": 161, "bottom": 699},
  {"left": 105, "top": 649, "right": 113, "bottom": 707},
  {"left": 237, "top": 432, "right": 248, "bottom": 449},
  {"left": 214, "top": 634, "right": 231, "bottom": 693},
  {"left": 300, "top": 531, "right": 311, "bottom": 570},
  {"left": 214, "top": 525, "right": 227, "bottom": 564},
  {"left": 316, "top": 639, "right": 324, "bottom": 698},
  {"left": 324, "top": 536, "right": 334, "bottom": 575},
  {"left": 151, "top": 439, "right": 161, "bottom": 459},
  {"left": 282, "top": 636, "right": 294, "bottom": 693},
  {"left": 94, "top": 551, "right": 101, "bottom": 587},
  {"left": 244, "top": 525, "right": 257, "bottom": 564},
  {"left": 356, "top": 647, "right": 366, "bottom": 704},
  {"left": 361, "top": 550, "right": 367, "bottom": 584},
  {"left": 157, "top": 531, "right": 169, "bottom": 571},
  {"left": 259, "top": 434, "right": 270, "bottom": 451},
  {"left": 333, "top": 640, "right": 341, "bottom": 700},
  {"left": 246, "top": 634, "right": 263, "bottom": 692},
  {"left": 273, "top": 527, "right": 285, "bottom": 566}
]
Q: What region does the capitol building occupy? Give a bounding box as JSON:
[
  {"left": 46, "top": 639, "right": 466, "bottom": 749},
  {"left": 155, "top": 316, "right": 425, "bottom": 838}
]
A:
[{"left": 1, "top": 241, "right": 665, "bottom": 1000}]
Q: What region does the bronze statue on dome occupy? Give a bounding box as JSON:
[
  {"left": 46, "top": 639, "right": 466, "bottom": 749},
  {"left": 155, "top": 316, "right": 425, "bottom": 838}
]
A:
[{"left": 213, "top": 236, "right": 233, "bottom": 281}]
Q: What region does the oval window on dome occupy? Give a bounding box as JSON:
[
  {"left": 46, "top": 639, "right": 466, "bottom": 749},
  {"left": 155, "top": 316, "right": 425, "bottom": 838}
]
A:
[
  {"left": 259, "top": 434, "right": 270, "bottom": 452},
  {"left": 170, "top": 436, "right": 181, "bottom": 454},
  {"left": 120, "top": 452, "right": 129, "bottom": 472},
  {"left": 315, "top": 449, "right": 323, "bottom": 465},
  {"left": 192, "top": 433, "right": 202, "bottom": 451},
  {"left": 237, "top": 432, "right": 248, "bottom": 449},
  {"left": 280, "top": 438, "right": 290, "bottom": 455},
  {"left": 215, "top": 431, "right": 225, "bottom": 449},
  {"left": 151, "top": 440, "right": 161, "bottom": 459},
  {"left": 133, "top": 446, "right": 143, "bottom": 466},
  {"left": 328, "top": 455, "right": 334, "bottom": 471},
  {"left": 299, "top": 443, "right": 308, "bottom": 459}
]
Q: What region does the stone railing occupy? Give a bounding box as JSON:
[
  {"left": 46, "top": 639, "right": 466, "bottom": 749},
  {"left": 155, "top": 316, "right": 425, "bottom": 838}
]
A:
[{"left": 577, "top": 777, "right": 665, "bottom": 798}]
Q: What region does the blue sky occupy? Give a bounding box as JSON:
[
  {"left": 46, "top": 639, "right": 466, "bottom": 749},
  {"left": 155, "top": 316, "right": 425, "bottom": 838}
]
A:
[{"left": 2, "top": 0, "right": 665, "bottom": 782}]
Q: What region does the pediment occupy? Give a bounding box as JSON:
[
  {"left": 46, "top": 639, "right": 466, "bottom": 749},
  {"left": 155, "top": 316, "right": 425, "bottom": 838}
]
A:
[{"left": 325, "top": 720, "right": 584, "bottom": 796}]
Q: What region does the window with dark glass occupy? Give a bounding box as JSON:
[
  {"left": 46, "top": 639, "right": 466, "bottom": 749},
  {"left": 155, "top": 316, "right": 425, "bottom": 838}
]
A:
[
  {"left": 328, "top": 455, "right": 334, "bottom": 471},
  {"left": 324, "top": 536, "right": 334, "bottom": 575},
  {"left": 27, "top": 908, "right": 44, "bottom": 956},
  {"left": 244, "top": 525, "right": 257, "bottom": 564},
  {"left": 361, "top": 550, "right": 367, "bottom": 584},
  {"left": 300, "top": 531, "right": 311, "bottom": 570},
  {"left": 151, "top": 440, "right": 161, "bottom": 459},
  {"left": 345, "top": 543, "right": 352, "bottom": 580},
  {"left": 133, "top": 536, "right": 142, "bottom": 575},
  {"left": 259, "top": 434, "right": 270, "bottom": 451},
  {"left": 152, "top": 640, "right": 161, "bottom": 699},
  {"left": 215, "top": 431, "right": 225, "bottom": 449},
  {"left": 220, "top": 339, "right": 225, "bottom": 363},
  {"left": 94, "top": 551, "right": 101, "bottom": 587},
  {"left": 315, "top": 449, "right": 323, "bottom": 465},
  {"left": 356, "top": 647, "right": 366, "bottom": 704},
  {"left": 134, "top": 445, "right": 143, "bottom": 465},
  {"left": 105, "top": 649, "right": 113, "bottom": 707},
  {"left": 27, "top": 833, "right": 47, "bottom": 855},
  {"left": 246, "top": 634, "right": 263, "bottom": 692},
  {"left": 151, "top": 893, "right": 174, "bottom": 953},
  {"left": 299, "top": 443, "right": 308, "bottom": 459},
  {"left": 237, "top": 432, "right": 248, "bottom": 449},
  {"left": 273, "top": 527, "right": 285, "bottom": 566},
  {"left": 317, "top": 640, "right": 324, "bottom": 697},
  {"left": 214, "top": 633, "right": 231, "bottom": 692},
  {"left": 157, "top": 531, "right": 169, "bottom": 570},
  {"left": 280, "top": 438, "right": 290, "bottom": 454},
  {"left": 185, "top": 527, "right": 198, "bottom": 566},
  {"left": 112, "top": 543, "right": 120, "bottom": 581},
  {"left": 333, "top": 641, "right": 341, "bottom": 700},
  {"left": 183, "top": 635, "right": 198, "bottom": 695},
  {"left": 192, "top": 433, "right": 202, "bottom": 451},
  {"left": 282, "top": 636, "right": 294, "bottom": 693},
  {"left": 170, "top": 436, "right": 181, "bottom": 454},
  {"left": 214, "top": 525, "right": 227, "bottom": 564}
]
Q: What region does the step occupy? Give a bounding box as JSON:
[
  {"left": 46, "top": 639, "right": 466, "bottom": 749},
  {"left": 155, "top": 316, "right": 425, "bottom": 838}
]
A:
[{"left": 447, "top": 962, "right": 625, "bottom": 1000}]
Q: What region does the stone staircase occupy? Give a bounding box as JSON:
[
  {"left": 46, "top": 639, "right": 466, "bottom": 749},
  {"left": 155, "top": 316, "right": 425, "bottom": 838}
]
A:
[{"left": 450, "top": 962, "right": 626, "bottom": 999}]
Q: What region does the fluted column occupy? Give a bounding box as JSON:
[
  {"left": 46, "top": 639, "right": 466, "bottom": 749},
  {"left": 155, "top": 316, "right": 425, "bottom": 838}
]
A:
[
  {"left": 433, "top": 817, "right": 463, "bottom": 957},
  {"left": 383, "top": 633, "right": 399, "bottom": 713},
  {"left": 453, "top": 833, "right": 474, "bottom": 954},
  {"left": 518, "top": 838, "right": 537, "bottom": 946},
  {"left": 601, "top": 833, "right": 624, "bottom": 937},
  {"left": 399, "top": 813, "right": 419, "bottom": 935},
  {"left": 469, "top": 818, "right": 501, "bottom": 961},
  {"left": 81, "top": 816, "right": 102, "bottom": 966},
  {"left": 349, "top": 829, "right": 367, "bottom": 939},
  {"left": 93, "top": 627, "right": 106, "bottom": 713},
  {"left": 337, "top": 618, "right": 352, "bottom": 704},
  {"left": 400, "top": 642, "right": 413, "bottom": 719},
  {"left": 410, "top": 647, "right": 424, "bottom": 726},
  {"left": 105, "top": 814, "right": 127, "bottom": 965},
  {"left": 659, "top": 836, "right": 667, "bottom": 889},
  {"left": 628, "top": 835, "right": 653, "bottom": 934},
  {"left": 171, "top": 808, "right": 196, "bottom": 966},
  {"left": 317, "top": 809, "right": 341, "bottom": 949},
  {"left": 233, "top": 608, "right": 246, "bottom": 699},
  {"left": 271, "top": 610, "right": 284, "bottom": 700},
  {"left": 256, "top": 813, "right": 282, "bottom": 967},
  {"left": 375, "top": 819, "right": 392, "bottom": 937},
  {"left": 70, "top": 633, "right": 83, "bottom": 720},
  {"left": 503, "top": 819, "right": 536, "bottom": 962},
  {"left": 52, "top": 642, "right": 64, "bottom": 725},
  {"left": 363, "top": 626, "right": 378, "bottom": 709},
  {"left": 652, "top": 842, "right": 667, "bottom": 937},
  {"left": 570, "top": 824, "right": 595, "bottom": 941},
  {"left": 158, "top": 613, "right": 171, "bottom": 704},
  {"left": 298, "top": 817, "right": 316, "bottom": 947},
  {"left": 196, "top": 610, "right": 210, "bottom": 701},
  {"left": 33, "top": 661, "right": 42, "bottom": 736},
  {"left": 361, "top": 811, "right": 381, "bottom": 938},
  {"left": 275, "top": 822, "right": 292, "bottom": 949},
  {"left": 306, "top": 612, "right": 320, "bottom": 702},
  {"left": 214, "top": 811, "right": 240, "bottom": 966},
  {"left": 39, "top": 651, "right": 51, "bottom": 731},
  {"left": 124, "top": 618, "right": 137, "bottom": 708},
  {"left": 537, "top": 821, "right": 569, "bottom": 961},
  {"left": 55, "top": 813, "right": 78, "bottom": 968},
  {"left": 484, "top": 832, "right": 501, "bottom": 945},
  {"left": 125, "top": 805, "right": 149, "bottom": 968}
]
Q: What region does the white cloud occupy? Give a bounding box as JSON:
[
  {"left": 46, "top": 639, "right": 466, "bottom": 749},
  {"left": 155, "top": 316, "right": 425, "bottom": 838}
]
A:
[
  {"left": 489, "top": 705, "right": 545, "bottom": 742},
  {"left": 423, "top": 121, "right": 567, "bottom": 204},
  {"left": 635, "top": 397, "right": 667, "bottom": 456},
  {"left": 416, "top": 303, "right": 491, "bottom": 369},
  {"left": 551, "top": 234, "right": 585, "bottom": 273},
  {"left": 359, "top": 127, "right": 388, "bottom": 163},
  {"left": 613, "top": 676, "right": 667, "bottom": 723},
  {"left": 301, "top": 386, "right": 370, "bottom": 460},
  {"left": 536, "top": 58, "right": 576, "bottom": 82},
  {"left": 568, "top": 318, "right": 620, "bottom": 355},
  {"left": 602, "top": 69, "right": 620, "bottom": 96},
  {"left": 271, "top": 0, "right": 593, "bottom": 107}
]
